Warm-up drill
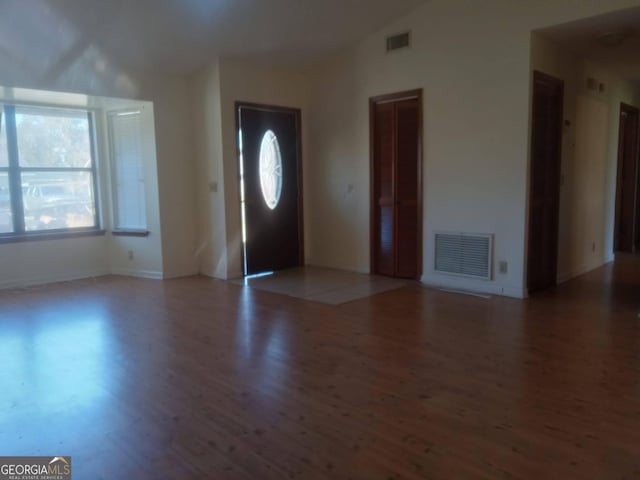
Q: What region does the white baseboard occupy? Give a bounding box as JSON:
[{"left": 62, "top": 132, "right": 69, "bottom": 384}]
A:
[
  {"left": 198, "top": 267, "right": 236, "bottom": 281},
  {"left": 0, "top": 269, "right": 110, "bottom": 291},
  {"left": 226, "top": 269, "right": 244, "bottom": 281},
  {"left": 162, "top": 269, "right": 199, "bottom": 280},
  {"left": 110, "top": 268, "right": 163, "bottom": 280},
  {"left": 421, "top": 274, "right": 525, "bottom": 299}
]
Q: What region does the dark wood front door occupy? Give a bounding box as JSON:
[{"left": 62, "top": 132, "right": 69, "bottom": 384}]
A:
[
  {"left": 237, "top": 104, "right": 303, "bottom": 275},
  {"left": 527, "top": 71, "right": 564, "bottom": 294},
  {"left": 370, "top": 90, "right": 422, "bottom": 279},
  {"left": 614, "top": 103, "right": 640, "bottom": 253}
]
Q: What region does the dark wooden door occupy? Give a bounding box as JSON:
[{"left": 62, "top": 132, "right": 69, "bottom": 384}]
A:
[
  {"left": 370, "top": 90, "right": 422, "bottom": 279},
  {"left": 238, "top": 104, "right": 303, "bottom": 275},
  {"left": 614, "top": 103, "right": 640, "bottom": 253},
  {"left": 528, "top": 71, "right": 564, "bottom": 294}
]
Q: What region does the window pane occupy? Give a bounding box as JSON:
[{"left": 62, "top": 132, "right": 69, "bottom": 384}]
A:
[
  {"left": 0, "top": 173, "right": 12, "bottom": 233},
  {"left": 21, "top": 171, "right": 96, "bottom": 231},
  {"left": 0, "top": 109, "right": 8, "bottom": 167},
  {"left": 16, "top": 107, "right": 92, "bottom": 168}
]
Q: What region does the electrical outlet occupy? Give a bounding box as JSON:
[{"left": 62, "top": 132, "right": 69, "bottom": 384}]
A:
[
  {"left": 498, "top": 261, "right": 508, "bottom": 275},
  {"left": 128, "top": 250, "right": 134, "bottom": 261}
]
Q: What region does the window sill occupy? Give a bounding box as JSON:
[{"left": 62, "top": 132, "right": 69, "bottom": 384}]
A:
[
  {"left": 0, "top": 228, "right": 106, "bottom": 245},
  {"left": 111, "top": 229, "right": 150, "bottom": 238}
]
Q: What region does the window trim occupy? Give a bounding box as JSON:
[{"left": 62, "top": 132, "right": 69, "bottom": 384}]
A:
[
  {"left": 111, "top": 229, "right": 149, "bottom": 237},
  {"left": 0, "top": 103, "right": 102, "bottom": 241},
  {"left": 0, "top": 228, "right": 105, "bottom": 245}
]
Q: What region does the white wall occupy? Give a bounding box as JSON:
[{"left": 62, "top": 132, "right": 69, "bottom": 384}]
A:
[
  {"left": 142, "top": 76, "right": 198, "bottom": 279},
  {"left": 304, "top": 0, "right": 640, "bottom": 298},
  {"left": 191, "top": 58, "right": 310, "bottom": 280},
  {"left": 101, "top": 101, "right": 165, "bottom": 279},
  {"left": 0, "top": 236, "right": 109, "bottom": 290},
  {"left": 219, "top": 58, "right": 310, "bottom": 279},
  {"left": 0, "top": 44, "right": 198, "bottom": 287},
  {"left": 5, "top": 0, "right": 637, "bottom": 292},
  {"left": 192, "top": 61, "right": 228, "bottom": 279}
]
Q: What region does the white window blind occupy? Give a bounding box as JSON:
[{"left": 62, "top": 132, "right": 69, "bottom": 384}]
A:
[{"left": 108, "top": 110, "right": 147, "bottom": 230}]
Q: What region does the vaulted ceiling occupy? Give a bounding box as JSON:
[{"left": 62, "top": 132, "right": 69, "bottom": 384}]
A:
[{"left": 0, "top": 0, "right": 428, "bottom": 76}]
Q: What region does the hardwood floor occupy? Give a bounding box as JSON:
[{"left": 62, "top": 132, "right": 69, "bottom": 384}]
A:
[{"left": 0, "top": 256, "right": 639, "bottom": 479}]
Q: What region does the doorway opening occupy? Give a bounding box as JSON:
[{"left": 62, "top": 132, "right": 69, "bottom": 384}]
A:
[
  {"left": 236, "top": 103, "right": 304, "bottom": 277},
  {"left": 614, "top": 103, "right": 640, "bottom": 253},
  {"left": 527, "top": 71, "right": 564, "bottom": 294},
  {"left": 369, "top": 89, "right": 423, "bottom": 280}
]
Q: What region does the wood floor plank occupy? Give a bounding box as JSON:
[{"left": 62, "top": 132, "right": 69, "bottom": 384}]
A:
[{"left": 0, "top": 255, "right": 639, "bottom": 478}]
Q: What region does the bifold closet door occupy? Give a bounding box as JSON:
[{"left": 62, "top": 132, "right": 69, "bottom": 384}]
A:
[{"left": 371, "top": 91, "right": 422, "bottom": 279}]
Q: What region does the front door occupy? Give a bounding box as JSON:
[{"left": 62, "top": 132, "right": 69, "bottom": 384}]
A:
[{"left": 238, "top": 104, "right": 303, "bottom": 275}]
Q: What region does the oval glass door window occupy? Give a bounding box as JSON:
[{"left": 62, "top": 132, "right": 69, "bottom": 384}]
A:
[{"left": 259, "top": 130, "right": 283, "bottom": 210}]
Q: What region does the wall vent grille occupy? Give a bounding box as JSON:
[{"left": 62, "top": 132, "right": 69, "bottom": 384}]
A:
[
  {"left": 434, "top": 232, "right": 493, "bottom": 280},
  {"left": 386, "top": 32, "right": 410, "bottom": 52}
]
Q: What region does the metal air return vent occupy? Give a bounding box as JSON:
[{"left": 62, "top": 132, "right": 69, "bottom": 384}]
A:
[{"left": 434, "top": 232, "right": 493, "bottom": 280}]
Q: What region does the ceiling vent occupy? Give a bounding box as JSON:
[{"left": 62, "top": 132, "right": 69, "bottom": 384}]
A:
[
  {"left": 386, "top": 32, "right": 410, "bottom": 52},
  {"left": 434, "top": 232, "right": 493, "bottom": 280}
]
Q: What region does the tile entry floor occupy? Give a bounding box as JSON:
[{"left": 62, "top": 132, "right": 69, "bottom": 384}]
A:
[{"left": 230, "top": 266, "right": 409, "bottom": 304}]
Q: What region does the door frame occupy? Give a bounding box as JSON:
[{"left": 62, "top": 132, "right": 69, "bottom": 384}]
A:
[
  {"left": 235, "top": 101, "right": 305, "bottom": 275},
  {"left": 613, "top": 102, "right": 640, "bottom": 253},
  {"left": 369, "top": 89, "right": 423, "bottom": 279},
  {"left": 527, "top": 70, "right": 564, "bottom": 293}
]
